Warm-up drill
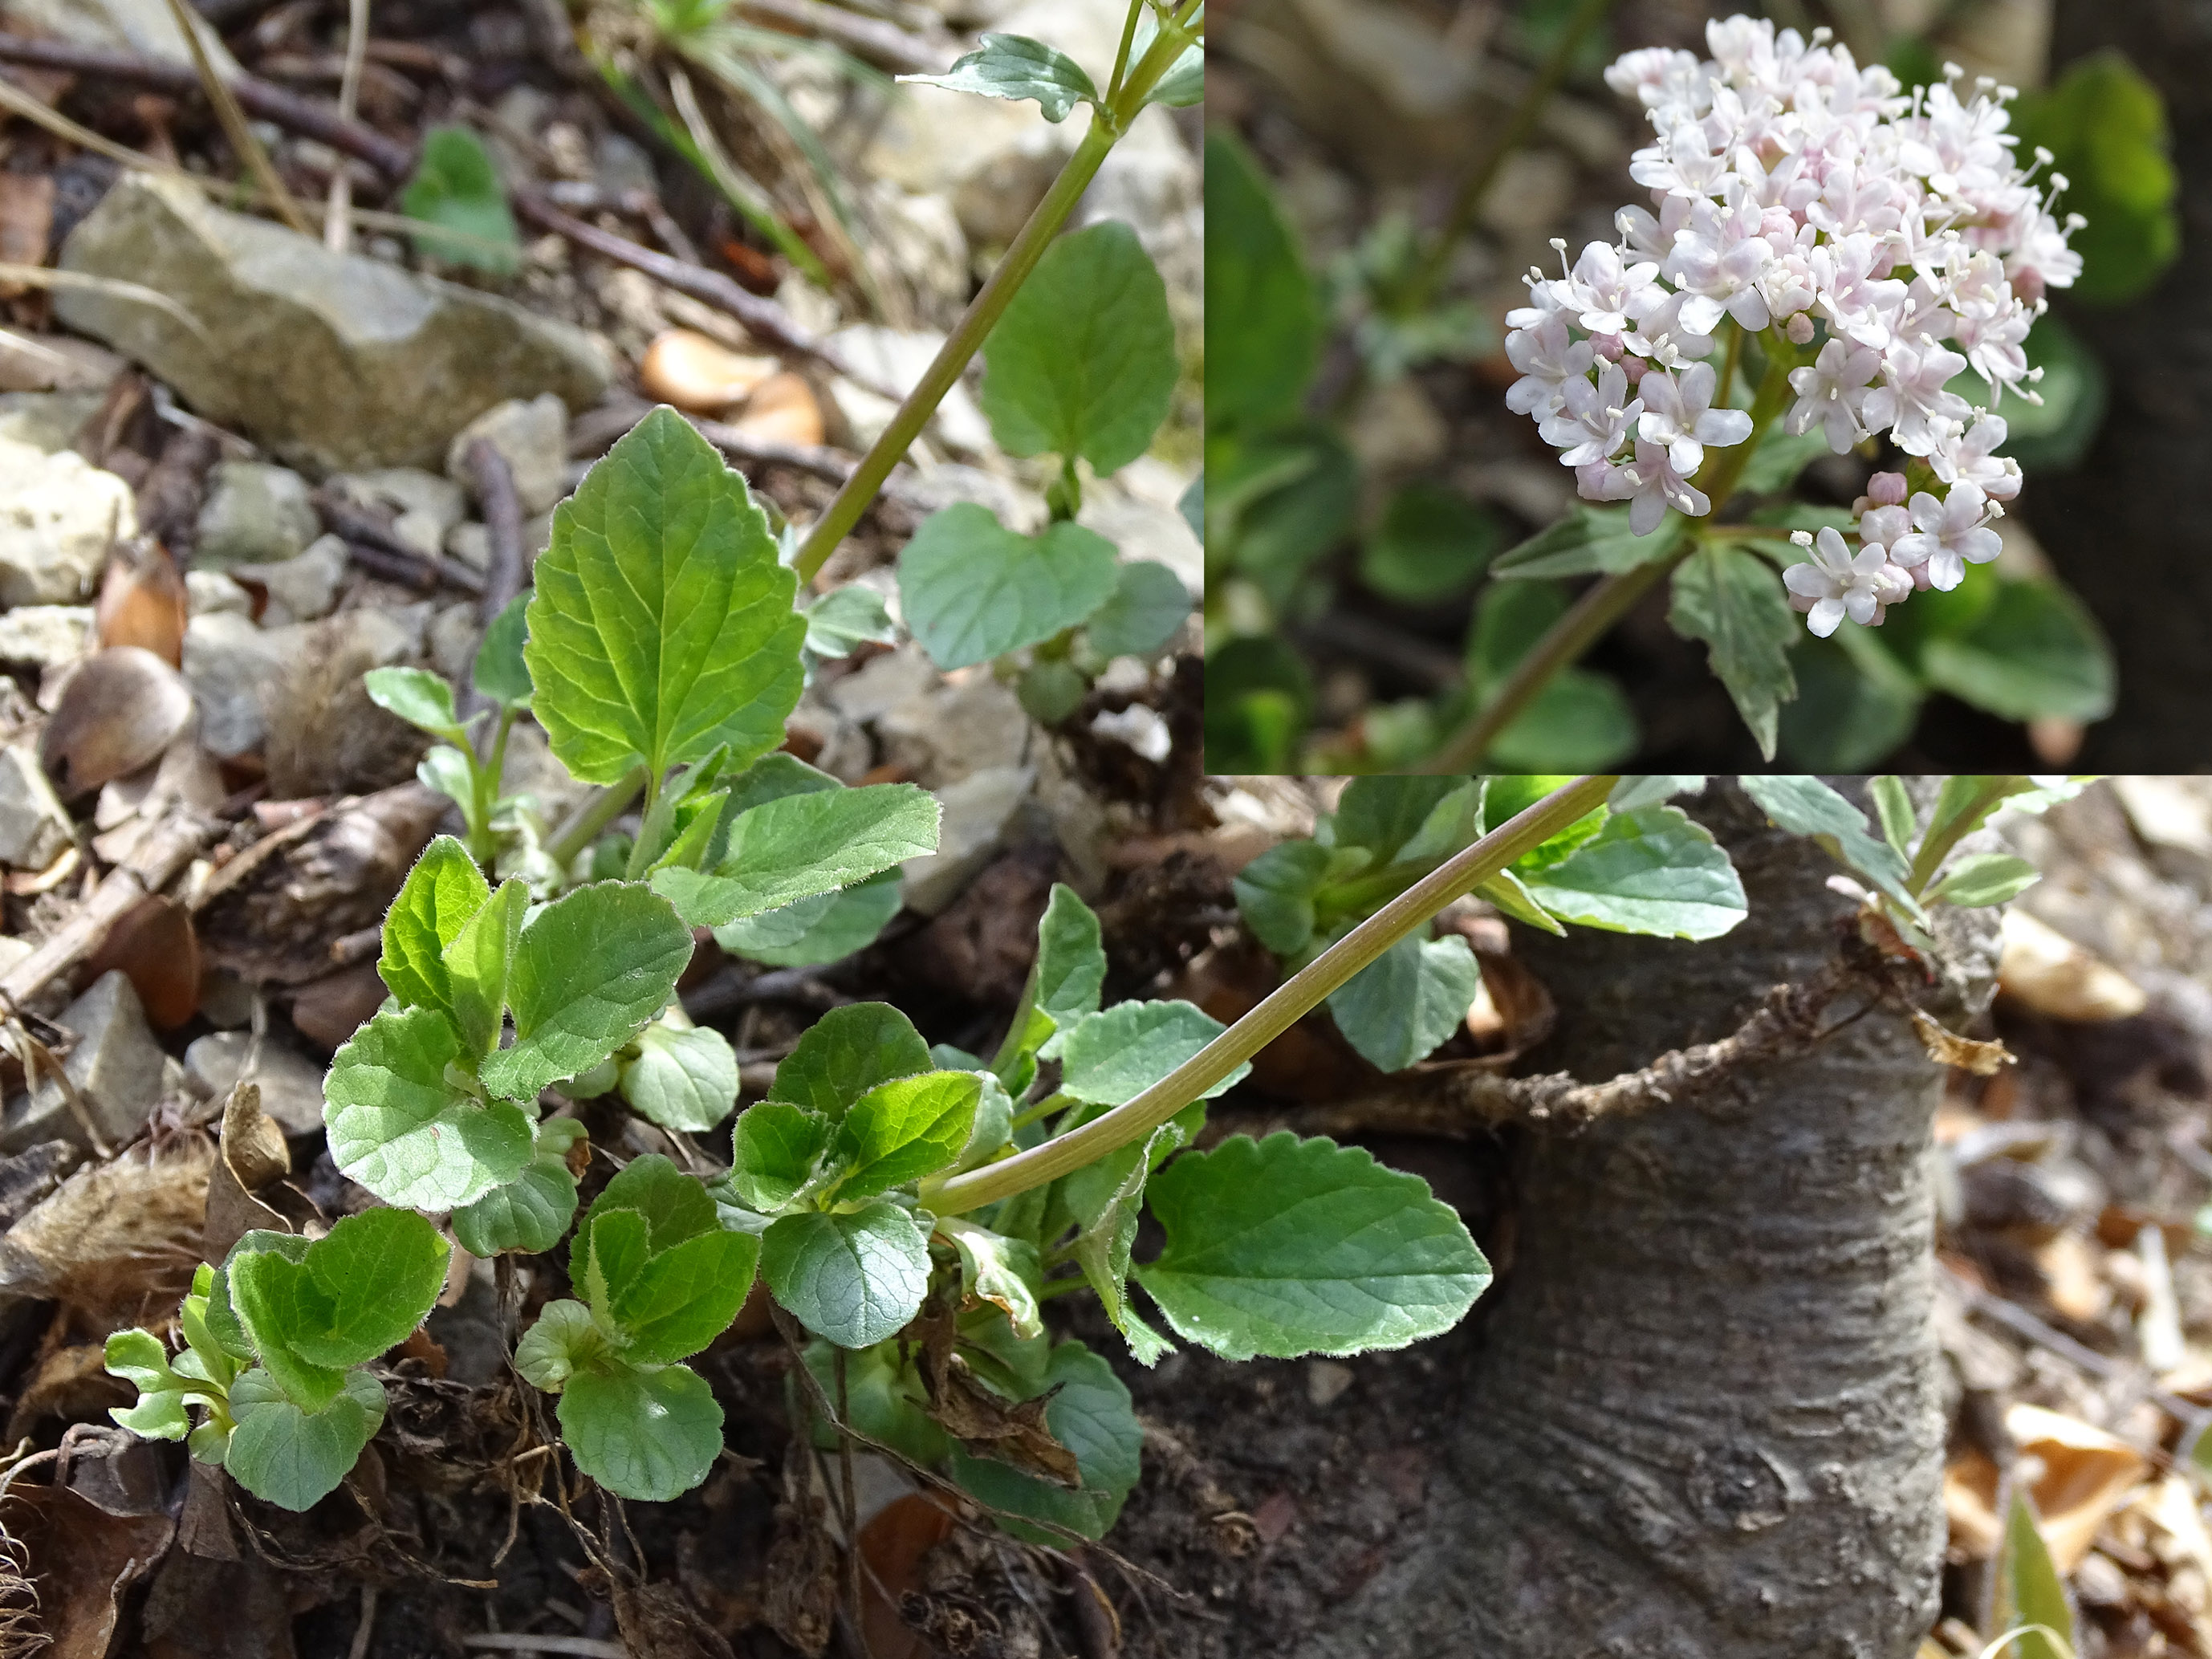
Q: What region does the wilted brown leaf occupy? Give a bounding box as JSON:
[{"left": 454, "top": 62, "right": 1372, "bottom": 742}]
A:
[
  {"left": 0, "top": 1139, "right": 212, "bottom": 1330},
  {"left": 1913, "top": 1010, "right": 2015, "bottom": 1076},
  {"left": 94, "top": 542, "right": 188, "bottom": 668},
  {"left": 38, "top": 649, "right": 194, "bottom": 799},
  {"left": 80, "top": 895, "right": 199, "bottom": 1031},
  {"left": 6, "top": 1482, "right": 173, "bottom": 1659}
]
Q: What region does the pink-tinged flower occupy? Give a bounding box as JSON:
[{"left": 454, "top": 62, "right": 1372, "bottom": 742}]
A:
[
  {"left": 1785, "top": 337, "right": 1881, "bottom": 453},
  {"left": 2006, "top": 209, "right": 2084, "bottom": 301},
  {"left": 1666, "top": 194, "right": 1776, "bottom": 333},
  {"left": 1539, "top": 363, "right": 1644, "bottom": 466},
  {"left": 1783, "top": 526, "right": 1905, "bottom": 636},
  {"left": 1611, "top": 440, "right": 1711, "bottom": 535},
  {"left": 1808, "top": 233, "right": 1909, "bottom": 349},
  {"left": 1864, "top": 339, "right": 1973, "bottom": 455},
  {"left": 1858, "top": 470, "right": 1910, "bottom": 509},
  {"left": 1505, "top": 312, "right": 1596, "bottom": 417},
  {"left": 1888, "top": 481, "right": 2002, "bottom": 590},
  {"left": 1856, "top": 502, "right": 1913, "bottom": 559},
  {"left": 1930, "top": 414, "right": 2023, "bottom": 502},
  {"left": 1554, "top": 242, "right": 1666, "bottom": 336},
  {"left": 1631, "top": 124, "right": 1732, "bottom": 199},
  {"left": 1636, "top": 361, "right": 1753, "bottom": 475}
]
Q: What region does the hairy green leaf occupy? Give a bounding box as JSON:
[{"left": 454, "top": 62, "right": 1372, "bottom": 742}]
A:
[
  {"left": 1204, "top": 129, "right": 1321, "bottom": 432},
  {"left": 1326, "top": 933, "right": 1482, "bottom": 1073},
  {"left": 898, "top": 506, "right": 1119, "bottom": 671},
  {"left": 224, "top": 1367, "right": 388, "bottom": 1511},
  {"left": 473, "top": 592, "right": 532, "bottom": 707},
  {"left": 982, "top": 221, "right": 1176, "bottom": 475},
  {"left": 1669, "top": 544, "right": 1798, "bottom": 762},
  {"left": 729, "top": 1101, "right": 834, "bottom": 1213},
  {"left": 526, "top": 406, "right": 804, "bottom": 784},
  {"left": 714, "top": 868, "right": 902, "bottom": 968},
  {"left": 559, "top": 1357, "right": 723, "bottom": 1502},
  {"left": 761, "top": 1202, "right": 930, "bottom": 1348},
  {"left": 364, "top": 666, "right": 466, "bottom": 741},
  {"left": 619, "top": 1014, "right": 739, "bottom": 1132},
  {"left": 401, "top": 124, "right": 520, "bottom": 274},
  {"left": 1517, "top": 804, "right": 1747, "bottom": 941},
  {"left": 829, "top": 1071, "right": 983, "bottom": 1200},
  {"left": 1084, "top": 560, "right": 1190, "bottom": 660},
  {"left": 900, "top": 32, "right": 1098, "bottom": 120},
  {"left": 1135, "top": 1133, "right": 1493, "bottom": 1360},
  {"left": 1059, "top": 1000, "right": 1250, "bottom": 1106},
  {"left": 651, "top": 783, "right": 938, "bottom": 928},
  {"left": 450, "top": 1118, "right": 584, "bottom": 1258},
  {"left": 767, "top": 1003, "right": 933, "bottom": 1120},
  {"left": 478, "top": 880, "right": 694, "bottom": 1101},
  {"left": 1737, "top": 775, "right": 1923, "bottom": 916},
  {"left": 324, "top": 1006, "right": 535, "bottom": 1210}
]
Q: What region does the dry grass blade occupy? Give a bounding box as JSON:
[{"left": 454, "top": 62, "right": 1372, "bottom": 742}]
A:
[
  {"left": 0, "top": 1518, "right": 43, "bottom": 1659},
  {"left": 665, "top": 67, "right": 782, "bottom": 238},
  {"left": 0, "top": 265, "right": 208, "bottom": 340},
  {"left": 157, "top": 0, "right": 315, "bottom": 234}
]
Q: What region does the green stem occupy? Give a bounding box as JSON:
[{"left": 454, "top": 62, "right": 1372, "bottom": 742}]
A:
[
  {"left": 1107, "top": 0, "right": 1143, "bottom": 97},
  {"left": 545, "top": 766, "right": 645, "bottom": 872},
  {"left": 921, "top": 774, "right": 1618, "bottom": 1215},
  {"left": 1401, "top": 0, "right": 1612, "bottom": 314},
  {"left": 468, "top": 706, "right": 518, "bottom": 868},
  {"left": 791, "top": 10, "right": 1195, "bottom": 586},
  {"left": 1420, "top": 347, "right": 1799, "bottom": 776}
]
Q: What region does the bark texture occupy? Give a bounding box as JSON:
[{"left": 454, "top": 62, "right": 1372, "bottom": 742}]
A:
[{"left": 1293, "top": 784, "right": 1999, "bottom": 1659}]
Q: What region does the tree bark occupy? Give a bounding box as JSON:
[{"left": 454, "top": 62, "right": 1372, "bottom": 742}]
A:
[{"left": 1293, "top": 783, "right": 1999, "bottom": 1659}]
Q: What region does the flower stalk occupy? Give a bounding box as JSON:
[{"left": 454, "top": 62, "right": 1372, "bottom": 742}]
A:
[{"left": 922, "top": 772, "right": 1619, "bottom": 1214}]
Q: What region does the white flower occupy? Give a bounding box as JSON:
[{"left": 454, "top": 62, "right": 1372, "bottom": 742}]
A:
[
  {"left": 1636, "top": 362, "right": 1753, "bottom": 475},
  {"left": 1539, "top": 363, "right": 1644, "bottom": 466},
  {"left": 1930, "top": 413, "right": 2022, "bottom": 501},
  {"left": 1785, "top": 337, "right": 1881, "bottom": 453},
  {"left": 1612, "top": 440, "right": 1711, "bottom": 535},
  {"left": 1864, "top": 339, "right": 1973, "bottom": 455},
  {"left": 1666, "top": 194, "right": 1776, "bottom": 333},
  {"left": 1889, "top": 481, "right": 2003, "bottom": 590},
  {"left": 1505, "top": 311, "right": 1595, "bottom": 417},
  {"left": 1783, "top": 526, "right": 1906, "bottom": 636},
  {"left": 1554, "top": 242, "right": 1667, "bottom": 336}
]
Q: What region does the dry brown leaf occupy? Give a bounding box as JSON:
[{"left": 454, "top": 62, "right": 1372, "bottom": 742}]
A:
[
  {"left": 3, "top": 1344, "right": 127, "bottom": 1444},
  {"left": 917, "top": 1307, "right": 1079, "bottom": 1487},
  {"left": 1949, "top": 1405, "right": 2150, "bottom": 1572},
  {"left": 5, "top": 1484, "right": 172, "bottom": 1659},
  {"left": 856, "top": 1493, "right": 959, "bottom": 1659},
  {"left": 202, "top": 1083, "right": 291, "bottom": 1263},
  {"left": 80, "top": 894, "right": 199, "bottom": 1030},
  {"left": 37, "top": 648, "right": 195, "bottom": 799},
  {"left": 1998, "top": 909, "right": 2149, "bottom": 1022},
  {"left": 1912, "top": 1010, "right": 2015, "bottom": 1076},
  {"left": 731, "top": 372, "right": 826, "bottom": 448},
  {"left": 94, "top": 542, "right": 188, "bottom": 668},
  {"left": 639, "top": 327, "right": 779, "bottom": 412}
]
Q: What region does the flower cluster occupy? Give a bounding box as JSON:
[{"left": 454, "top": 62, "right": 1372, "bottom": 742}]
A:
[{"left": 1502, "top": 14, "right": 2081, "bottom": 636}]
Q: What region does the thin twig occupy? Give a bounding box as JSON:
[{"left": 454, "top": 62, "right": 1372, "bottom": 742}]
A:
[
  {"left": 737, "top": 0, "right": 950, "bottom": 75},
  {"left": 465, "top": 438, "right": 527, "bottom": 624},
  {"left": 461, "top": 1637, "right": 628, "bottom": 1658},
  {"left": 312, "top": 490, "right": 488, "bottom": 596},
  {"left": 158, "top": 0, "right": 315, "bottom": 234},
  {"left": 324, "top": 0, "right": 369, "bottom": 251}
]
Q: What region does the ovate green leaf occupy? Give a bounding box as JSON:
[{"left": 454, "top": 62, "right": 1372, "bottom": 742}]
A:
[
  {"left": 767, "top": 1003, "right": 933, "bottom": 1120},
  {"left": 1669, "top": 544, "right": 1799, "bottom": 762},
  {"left": 224, "top": 1367, "right": 387, "bottom": 1511},
  {"left": 761, "top": 1202, "right": 930, "bottom": 1348},
  {"left": 981, "top": 221, "right": 1177, "bottom": 475},
  {"left": 899, "top": 32, "right": 1099, "bottom": 120},
  {"left": 324, "top": 1006, "right": 535, "bottom": 1210},
  {"left": 526, "top": 405, "right": 804, "bottom": 784},
  {"left": 897, "top": 506, "right": 1119, "bottom": 671},
  {"left": 619, "top": 1014, "right": 740, "bottom": 1132},
  {"left": 1135, "top": 1133, "right": 1492, "bottom": 1360},
  {"left": 650, "top": 783, "right": 939, "bottom": 928},
  {"left": 1517, "top": 804, "right": 1747, "bottom": 941},
  {"left": 829, "top": 1071, "right": 983, "bottom": 1200},
  {"left": 559, "top": 1357, "right": 723, "bottom": 1502},
  {"left": 1058, "top": 1000, "right": 1250, "bottom": 1106},
  {"left": 1325, "top": 933, "right": 1482, "bottom": 1073}
]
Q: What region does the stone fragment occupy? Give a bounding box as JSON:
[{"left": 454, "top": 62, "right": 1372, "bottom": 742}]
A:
[
  {"left": 184, "top": 571, "right": 251, "bottom": 616},
  {"left": 193, "top": 461, "right": 319, "bottom": 569},
  {"left": 0, "top": 437, "right": 136, "bottom": 606},
  {"left": 181, "top": 1031, "right": 327, "bottom": 1136},
  {"left": 56, "top": 176, "right": 608, "bottom": 472},
  {"left": 0, "top": 606, "right": 91, "bottom": 669},
  {"left": 877, "top": 673, "right": 1030, "bottom": 787},
  {"left": 447, "top": 393, "right": 571, "bottom": 516},
  {"left": 0, "top": 744, "right": 72, "bottom": 869},
  {"left": 444, "top": 512, "right": 552, "bottom": 571},
  {"left": 232, "top": 534, "right": 347, "bottom": 624},
  {"left": 1, "top": 971, "right": 166, "bottom": 1153},
  {"left": 0, "top": 333, "right": 124, "bottom": 396},
  {"left": 827, "top": 327, "right": 992, "bottom": 454},
  {"left": 180, "top": 612, "right": 299, "bottom": 758},
  {"left": 0, "top": 391, "right": 104, "bottom": 453},
  {"left": 902, "top": 766, "right": 1035, "bottom": 916}
]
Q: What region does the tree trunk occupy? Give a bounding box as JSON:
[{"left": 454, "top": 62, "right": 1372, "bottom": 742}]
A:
[{"left": 1293, "top": 783, "right": 1999, "bottom": 1659}]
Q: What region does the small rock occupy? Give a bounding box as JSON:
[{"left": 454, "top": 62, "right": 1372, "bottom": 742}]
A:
[
  {"left": 1079, "top": 482, "right": 1202, "bottom": 596},
  {"left": 0, "top": 744, "right": 72, "bottom": 869},
  {"left": 427, "top": 602, "right": 478, "bottom": 682},
  {"left": 447, "top": 392, "right": 571, "bottom": 516},
  {"left": 443, "top": 512, "right": 552, "bottom": 572},
  {"left": 905, "top": 463, "right": 1049, "bottom": 535},
  {"left": 823, "top": 644, "right": 938, "bottom": 725},
  {"left": 1090, "top": 703, "right": 1172, "bottom": 762},
  {"left": 181, "top": 1031, "right": 327, "bottom": 1136},
  {"left": 877, "top": 673, "right": 1030, "bottom": 787},
  {"left": 2, "top": 971, "right": 166, "bottom": 1153},
  {"left": 0, "top": 606, "right": 91, "bottom": 668},
  {"left": 903, "top": 766, "right": 1034, "bottom": 916},
  {"left": 181, "top": 612, "right": 300, "bottom": 758},
  {"left": 232, "top": 533, "right": 347, "bottom": 625},
  {"left": 193, "top": 461, "right": 319, "bottom": 569},
  {"left": 638, "top": 330, "right": 779, "bottom": 415},
  {"left": 333, "top": 467, "right": 470, "bottom": 530},
  {"left": 0, "top": 436, "right": 137, "bottom": 606},
  {"left": 56, "top": 175, "right": 609, "bottom": 472},
  {"left": 184, "top": 570, "right": 251, "bottom": 616},
  {"left": 1307, "top": 1360, "right": 1356, "bottom": 1409},
  {"left": 827, "top": 326, "right": 992, "bottom": 455},
  {"left": 0, "top": 390, "right": 105, "bottom": 453}
]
